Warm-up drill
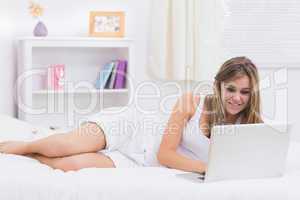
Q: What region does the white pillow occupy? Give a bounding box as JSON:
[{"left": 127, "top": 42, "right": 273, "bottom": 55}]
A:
[{"left": 0, "top": 115, "right": 50, "bottom": 141}]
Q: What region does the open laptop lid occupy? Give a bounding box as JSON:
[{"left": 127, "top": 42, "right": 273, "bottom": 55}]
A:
[{"left": 204, "top": 123, "right": 291, "bottom": 182}]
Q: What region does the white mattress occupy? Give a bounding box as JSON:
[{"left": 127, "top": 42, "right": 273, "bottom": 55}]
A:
[{"left": 1, "top": 115, "right": 300, "bottom": 200}]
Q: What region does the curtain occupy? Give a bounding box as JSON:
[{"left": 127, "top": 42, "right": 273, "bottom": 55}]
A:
[{"left": 147, "top": 0, "right": 225, "bottom": 81}]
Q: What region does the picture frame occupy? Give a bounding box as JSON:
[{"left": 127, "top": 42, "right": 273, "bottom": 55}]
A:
[{"left": 89, "top": 11, "right": 125, "bottom": 37}]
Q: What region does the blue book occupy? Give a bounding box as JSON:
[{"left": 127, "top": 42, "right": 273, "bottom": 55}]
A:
[
  {"left": 95, "top": 61, "right": 115, "bottom": 89},
  {"left": 106, "top": 60, "right": 119, "bottom": 89}
]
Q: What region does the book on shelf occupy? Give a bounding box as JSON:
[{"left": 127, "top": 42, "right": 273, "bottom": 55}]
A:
[
  {"left": 95, "top": 60, "right": 127, "bottom": 90},
  {"left": 47, "top": 64, "right": 65, "bottom": 90},
  {"left": 106, "top": 60, "right": 119, "bottom": 89},
  {"left": 114, "top": 60, "right": 127, "bottom": 89},
  {"left": 95, "top": 61, "right": 115, "bottom": 89}
]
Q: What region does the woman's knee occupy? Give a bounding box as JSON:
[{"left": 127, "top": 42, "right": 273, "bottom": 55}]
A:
[
  {"left": 58, "top": 153, "right": 115, "bottom": 171},
  {"left": 51, "top": 157, "right": 76, "bottom": 171}
]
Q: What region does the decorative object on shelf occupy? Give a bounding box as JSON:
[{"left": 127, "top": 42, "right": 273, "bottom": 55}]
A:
[
  {"left": 29, "top": 1, "right": 48, "bottom": 37},
  {"left": 33, "top": 21, "right": 48, "bottom": 37},
  {"left": 89, "top": 11, "right": 125, "bottom": 37},
  {"left": 47, "top": 64, "right": 65, "bottom": 90}
]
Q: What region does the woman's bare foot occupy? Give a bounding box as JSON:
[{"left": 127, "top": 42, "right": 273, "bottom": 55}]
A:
[{"left": 0, "top": 141, "right": 30, "bottom": 155}]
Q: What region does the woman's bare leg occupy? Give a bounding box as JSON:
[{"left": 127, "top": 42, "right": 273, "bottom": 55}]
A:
[
  {"left": 30, "top": 152, "right": 115, "bottom": 172},
  {"left": 0, "top": 122, "right": 106, "bottom": 157}
]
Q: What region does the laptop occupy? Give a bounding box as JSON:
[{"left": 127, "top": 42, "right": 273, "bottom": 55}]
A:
[{"left": 176, "top": 123, "right": 290, "bottom": 182}]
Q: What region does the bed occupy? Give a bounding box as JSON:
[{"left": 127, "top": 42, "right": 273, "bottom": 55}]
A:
[{"left": 1, "top": 115, "right": 300, "bottom": 200}]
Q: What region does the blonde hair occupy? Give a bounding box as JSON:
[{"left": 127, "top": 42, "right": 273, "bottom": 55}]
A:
[{"left": 204, "top": 56, "right": 263, "bottom": 135}]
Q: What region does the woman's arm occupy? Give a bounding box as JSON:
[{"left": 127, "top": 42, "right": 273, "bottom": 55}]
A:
[{"left": 157, "top": 92, "right": 207, "bottom": 173}]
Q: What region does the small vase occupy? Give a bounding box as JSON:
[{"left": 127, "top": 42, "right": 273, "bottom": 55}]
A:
[{"left": 33, "top": 21, "right": 48, "bottom": 37}]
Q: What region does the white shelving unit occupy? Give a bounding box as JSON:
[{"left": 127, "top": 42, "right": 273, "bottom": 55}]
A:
[
  {"left": 32, "top": 89, "right": 129, "bottom": 95},
  {"left": 17, "top": 37, "right": 133, "bottom": 130}
]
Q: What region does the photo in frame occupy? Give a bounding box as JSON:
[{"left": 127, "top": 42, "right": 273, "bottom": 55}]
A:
[{"left": 89, "top": 11, "right": 125, "bottom": 37}]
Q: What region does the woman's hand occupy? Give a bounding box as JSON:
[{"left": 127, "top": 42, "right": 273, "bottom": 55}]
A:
[{"left": 194, "top": 161, "right": 207, "bottom": 174}]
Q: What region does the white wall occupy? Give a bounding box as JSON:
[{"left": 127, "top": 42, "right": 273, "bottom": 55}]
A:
[{"left": 0, "top": 0, "right": 151, "bottom": 116}]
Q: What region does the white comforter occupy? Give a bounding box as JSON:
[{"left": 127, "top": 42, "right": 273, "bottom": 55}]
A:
[{"left": 0, "top": 115, "right": 300, "bottom": 200}]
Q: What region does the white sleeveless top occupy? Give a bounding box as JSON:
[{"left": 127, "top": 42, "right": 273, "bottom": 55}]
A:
[
  {"left": 143, "top": 95, "right": 242, "bottom": 166},
  {"left": 176, "top": 95, "right": 210, "bottom": 163},
  {"left": 176, "top": 95, "right": 242, "bottom": 164},
  {"left": 143, "top": 95, "right": 210, "bottom": 166}
]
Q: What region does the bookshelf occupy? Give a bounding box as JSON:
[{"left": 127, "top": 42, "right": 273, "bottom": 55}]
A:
[{"left": 17, "top": 37, "right": 133, "bottom": 130}]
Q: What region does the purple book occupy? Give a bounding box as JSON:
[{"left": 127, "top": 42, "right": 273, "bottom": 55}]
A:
[{"left": 114, "top": 60, "right": 127, "bottom": 89}]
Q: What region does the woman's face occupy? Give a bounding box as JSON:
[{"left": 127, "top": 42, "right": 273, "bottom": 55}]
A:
[{"left": 221, "top": 75, "right": 251, "bottom": 116}]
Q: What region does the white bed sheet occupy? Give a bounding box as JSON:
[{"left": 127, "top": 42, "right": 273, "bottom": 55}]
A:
[{"left": 0, "top": 115, "right": 300, "bottom": 200}]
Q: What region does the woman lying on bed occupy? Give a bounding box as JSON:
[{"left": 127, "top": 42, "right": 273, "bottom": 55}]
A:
[{"left": 0, "top": 56, "right": 262, "bottom": 173}]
